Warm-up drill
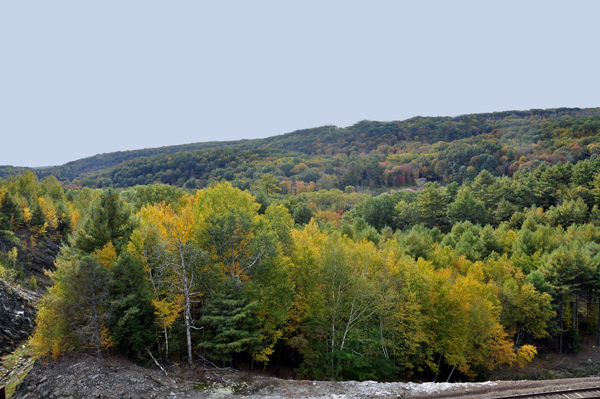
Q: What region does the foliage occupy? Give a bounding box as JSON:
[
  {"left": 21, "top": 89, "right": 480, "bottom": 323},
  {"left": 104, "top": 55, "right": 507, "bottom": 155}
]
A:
[
  {"left": 22, "top": 107, "right": 600, "bottom": 380},
  {"left": 74, "top": 189, "right": 134, "bottom": 255}
]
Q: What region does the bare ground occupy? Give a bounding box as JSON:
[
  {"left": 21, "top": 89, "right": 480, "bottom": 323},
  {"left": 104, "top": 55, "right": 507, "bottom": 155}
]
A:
[{"left": 7, "top": 349, "right": 600, "bottom": 399}]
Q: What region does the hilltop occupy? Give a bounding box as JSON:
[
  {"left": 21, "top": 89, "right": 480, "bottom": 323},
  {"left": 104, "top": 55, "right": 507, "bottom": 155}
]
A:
[{"left": 1, "top": 107, "right": 599, "bottom": 191}]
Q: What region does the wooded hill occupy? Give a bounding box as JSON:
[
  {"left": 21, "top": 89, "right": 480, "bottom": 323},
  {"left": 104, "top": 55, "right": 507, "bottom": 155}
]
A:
[
  {"left": 3, "top": 107, "right": 600, "bottom": 383},
  {"left": 3, "top": 107, "right": 600, "bottom": 191}
]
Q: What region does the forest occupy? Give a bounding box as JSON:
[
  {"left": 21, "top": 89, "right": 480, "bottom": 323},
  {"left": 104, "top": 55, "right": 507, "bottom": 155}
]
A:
[
  {"left": 2, "top": 108, "right": 600, "bottom": 382},
  {"left": 2, "top": 107, "right": 600, "bottom": 192}
]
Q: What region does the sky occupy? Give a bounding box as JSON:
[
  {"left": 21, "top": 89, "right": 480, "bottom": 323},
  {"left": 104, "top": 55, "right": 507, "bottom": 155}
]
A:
[{"left": 1, "top": 1, "right": 599, "bottom": 167}]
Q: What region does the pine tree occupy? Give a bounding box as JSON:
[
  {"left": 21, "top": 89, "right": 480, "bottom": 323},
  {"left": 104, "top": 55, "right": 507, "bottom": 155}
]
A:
[
  {"left": 74, "top": 189, "right": 134, "bottom": 255},
  {"left": 447, "top": 187, "right": 487, "bottom": 225},
  {"left": 417, "top": 182, "right": 447, "bottom": 228},
  {"left": 0, "top": 194, "right": 23, "bottom": 230},
  {"left": 200, "top": 282, "right": 262, "bottom": 364},
  {"left": 30, "top": 201, "right": 46, "bottom": 227},
  {"left": 109, "top": 252, "right": 157, "bottom": 354}
]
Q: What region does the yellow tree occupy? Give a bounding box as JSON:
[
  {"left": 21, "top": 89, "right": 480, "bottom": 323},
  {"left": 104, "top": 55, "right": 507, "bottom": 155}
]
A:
[
  {"left": 140, "top": 195, "right": 205, "bottom": 366},
  {"left": 289, "top": 222, "right": 398, "bottom": 378},
  {"left": 31, "top": 247, "right": 112, "bottom": 360}
]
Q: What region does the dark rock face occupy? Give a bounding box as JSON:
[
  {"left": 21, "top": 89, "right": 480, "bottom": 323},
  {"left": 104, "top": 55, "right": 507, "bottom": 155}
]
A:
[
  {"left": 0, "top": 231, "right": 61, "bottom": 287},
  {"left": 12, "top": 354, "right": 201, "bottom": 399},
  {"left": 0, "top": 280, "right": 39, "bottom": 355}
]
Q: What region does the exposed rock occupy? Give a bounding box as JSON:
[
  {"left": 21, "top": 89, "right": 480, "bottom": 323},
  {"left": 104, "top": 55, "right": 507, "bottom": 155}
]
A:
[
  {"left": 12, "top": 354, "right": 600, "bottom": 399},
  {"left": 0, "top": 280, "right": 40, "bottom": 356},
  {"left": 0, "top": 230, "right": 61, "bottom": 287}
]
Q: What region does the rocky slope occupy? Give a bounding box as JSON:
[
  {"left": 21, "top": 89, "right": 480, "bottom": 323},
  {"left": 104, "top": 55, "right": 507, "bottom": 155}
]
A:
[
  {"left": 0, "top": 230, "right": 61, "bottom": 288},
  {"left": 0, "top": 280, "right": 39, "bottom": 356},
  {"left": 0, "top": 230, "right": 60, "bottom": 357}
]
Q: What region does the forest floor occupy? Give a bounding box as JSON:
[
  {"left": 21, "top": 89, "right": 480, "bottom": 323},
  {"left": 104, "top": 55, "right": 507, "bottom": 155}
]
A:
[{"left": 492, "top": 339, "right": 600, "bottom": 381}]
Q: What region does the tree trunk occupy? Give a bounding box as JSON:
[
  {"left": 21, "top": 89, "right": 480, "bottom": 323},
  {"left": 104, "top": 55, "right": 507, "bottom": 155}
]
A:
[
  {"left": 573, "top": 296, "right": 578, "bottom": 349},
  {"left": 587, "top": 293, "right": 590, "bottom": 345},
  {"left": 164, "top": 324, "right": 169, "bottom": 359},
  {"left": 573, "top": 297, "right": 577, "bottom": 333},
  {"left": 90, "top": 281, "right": 104, "bottom": 361},
  {"left": 185, "top": 293, "right": 193, "bottom": 367},
  {"left": 446, "top": 365, "right": 456, "bottom": 383},
  {"left": 559, "top": 303, "right": 563, "bottom": 354},
  {"left": 433, "top": 354, "right": 442, "bottom": 383},
  {"left": 597, "top": 296, "right": 600, "bottom": 347}
]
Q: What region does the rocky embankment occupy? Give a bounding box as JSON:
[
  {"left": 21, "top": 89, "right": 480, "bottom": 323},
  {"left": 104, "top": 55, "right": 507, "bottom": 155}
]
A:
[
  {"left": 12, "top": 353, "right": 600, "bottom": 399},
  {"left": 0, "top": 280, "right": 39, "bottom": 356}
]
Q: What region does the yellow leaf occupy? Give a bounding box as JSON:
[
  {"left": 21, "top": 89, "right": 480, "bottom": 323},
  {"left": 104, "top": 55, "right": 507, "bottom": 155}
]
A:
[{"left": 95, "top": 242, "right": 117, "bottom": 268}]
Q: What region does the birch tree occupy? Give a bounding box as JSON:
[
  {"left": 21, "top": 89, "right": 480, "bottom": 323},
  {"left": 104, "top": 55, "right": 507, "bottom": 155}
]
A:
[{"left": 141, "top": 197, "right": 206, "bottom": 366}]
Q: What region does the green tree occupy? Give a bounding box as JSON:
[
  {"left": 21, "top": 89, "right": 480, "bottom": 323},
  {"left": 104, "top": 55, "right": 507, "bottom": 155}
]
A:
[
  {"left": 109, "top": 252, "right": 157, "bottom": 354},
  {"left": 546, "top": 198, "right": 589, "bottom": 227},
  {"left": 418, "top": 182, "right": 447, "bottom": 228},
  {"left": 447, "top": 187, "right": 488, "bottom": 225},
  {"left": 257, "top": 174, "right": 281, "bottom": 196},
  {"left": 292, "top": 202, "right": 314, "bottom": 225},
  {"left": 130, "top": 184, "right": 185, "bottom": 211},
  {"left": 200, "top": 281, "right": 263, "bottom": 364},
  {"left": 471, "top": 170, "right": 501, "bottom": 210},
  {"left": 394, "top": 201, "right": 420, "bottom": 231},
  {"left": 74, "top": 189, "right": 134, "bottom": 255},
  {"left": 30, "top": 201, "right": 46, "bottom": 227},
  {"left": 0, "top": 194, "right": 23, "bottom": 230}
]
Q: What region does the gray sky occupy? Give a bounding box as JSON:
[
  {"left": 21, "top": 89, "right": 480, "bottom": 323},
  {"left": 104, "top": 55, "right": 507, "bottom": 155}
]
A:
[{"left": 2, "top": 1, "right": 599, "bottom": 167}]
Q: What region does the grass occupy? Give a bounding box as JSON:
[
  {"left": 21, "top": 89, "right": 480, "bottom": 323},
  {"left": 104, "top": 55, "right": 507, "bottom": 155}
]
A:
[{"left": 0, "top": 342, "right": 38, "bottom": 398}]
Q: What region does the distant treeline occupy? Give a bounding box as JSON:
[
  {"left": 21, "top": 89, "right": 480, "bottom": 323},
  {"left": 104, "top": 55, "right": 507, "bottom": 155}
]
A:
[{"left": 2, "top": 107, "right": 600, "bottom": 193}]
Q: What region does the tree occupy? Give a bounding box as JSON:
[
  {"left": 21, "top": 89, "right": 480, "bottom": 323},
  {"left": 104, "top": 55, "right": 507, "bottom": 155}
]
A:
[
  {"left": 546, "top": 198, "right": 589, "bottom": 227},
  {"left": 292, "top": 202, "right": 314, "bottom": 225},
  {"left": 32, "top": 248, "right": 112, "bottom": 360},
  {"left": 257, "top": 174, "right": 281, "bottom": 196},
  {"left": 447, "top": 187, "right": 488, "bottom": 225},
  {"left": 471, "top": 170, "right": 501, "bottom": 210},
  {"left": 109, "top": 252, "right": 157, "bottom": 354},
  {"left": 591, "top": 172, "right": 600, "bottom": 206},
  {"left": 202, "top": 208, "right": 273, "bottom": 283},
  {"left": 289, "top": 223, "right": 396, "bottom": 379},
  {"left": 131, "top": 183, "right": 185, "bottom": 211},
  {"left": 418, "top": 182, "right": 447, "bottom": 228},
  {"left": 354, "top": 193, "right": 399, "bottom": 231},
  {"left": 194, "top": 182, "right": 290, "bottom": 364},
  {"left": 30, "top": 201, "right": 46, "bottom": 228},
  {"left": 394, "top": 200, "right": 420, "bottom": 231},
  {"left": 200, "top": 281, "right": 263, "bottom": 364},
  {"left": 141, "top": 198, "right": 206, "bottom": 366},
  {"left": 540, "top": 245, "right": 593, "bottom": 353},
  {"left": 0, "top": 193, "right": 22, "bottom": 230},
  {"left": 74, "top": 189, "right": 134, "bottom": 255}
]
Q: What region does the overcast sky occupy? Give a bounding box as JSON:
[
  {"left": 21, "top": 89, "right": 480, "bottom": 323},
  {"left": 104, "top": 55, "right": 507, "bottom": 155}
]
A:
[{"left": 1, "top": 1, "right": 599, "bottom": 167}]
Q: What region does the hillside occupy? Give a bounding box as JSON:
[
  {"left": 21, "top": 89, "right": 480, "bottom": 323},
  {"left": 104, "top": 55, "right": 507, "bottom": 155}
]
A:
[
  {"left": 2, "top": 107, "right": 600, "bottom": 191},
  {"left": 4, "top": 106, "right": 600, "bottom": 387}
]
